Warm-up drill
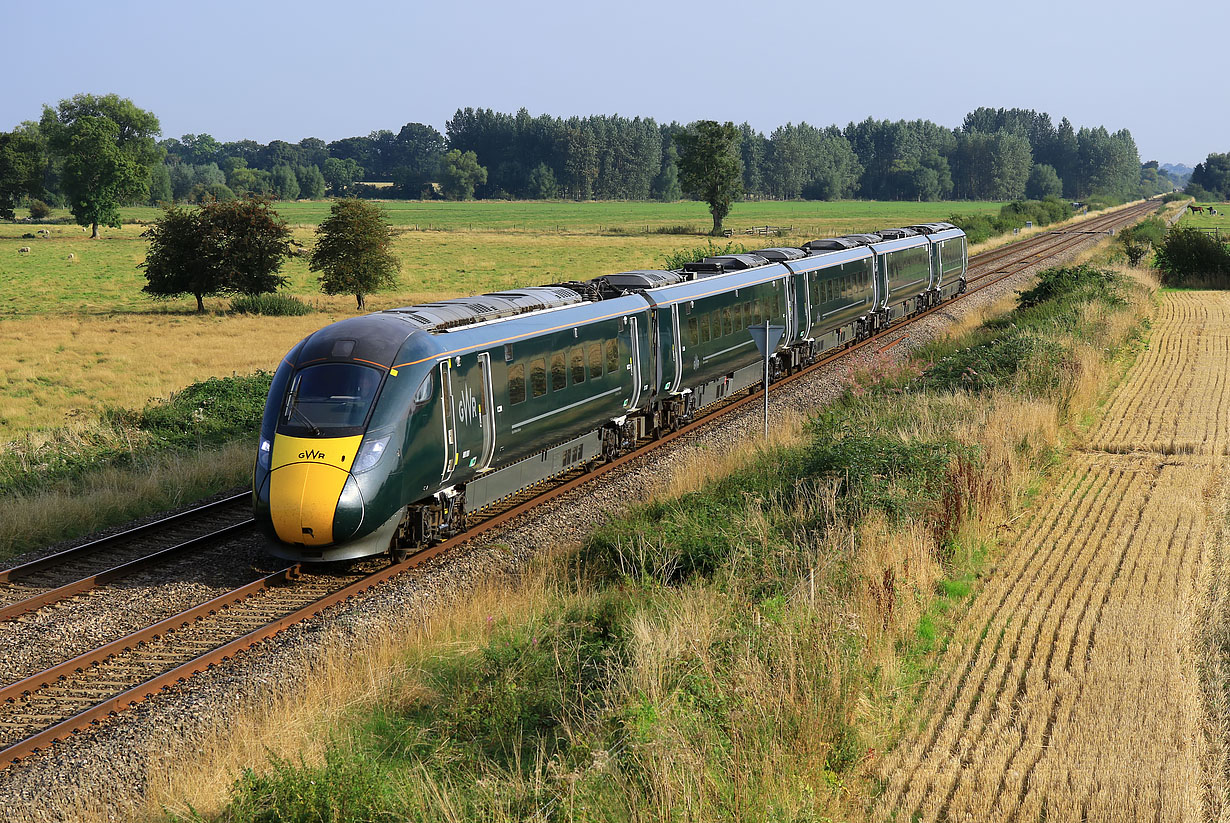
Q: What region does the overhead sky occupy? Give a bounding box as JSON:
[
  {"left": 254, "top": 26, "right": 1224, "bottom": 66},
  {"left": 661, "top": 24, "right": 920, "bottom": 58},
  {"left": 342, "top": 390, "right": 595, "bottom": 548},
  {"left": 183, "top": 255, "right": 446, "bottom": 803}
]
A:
[{"left": 3, "top": 0, "right": 1220, "bottom": 165}]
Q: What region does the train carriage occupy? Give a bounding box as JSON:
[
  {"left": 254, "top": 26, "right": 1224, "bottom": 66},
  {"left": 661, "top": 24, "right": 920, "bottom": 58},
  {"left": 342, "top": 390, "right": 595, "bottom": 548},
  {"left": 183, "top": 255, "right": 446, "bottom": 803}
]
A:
[{"left": 255, "top": 222, "right": 968, "bottom": 563}]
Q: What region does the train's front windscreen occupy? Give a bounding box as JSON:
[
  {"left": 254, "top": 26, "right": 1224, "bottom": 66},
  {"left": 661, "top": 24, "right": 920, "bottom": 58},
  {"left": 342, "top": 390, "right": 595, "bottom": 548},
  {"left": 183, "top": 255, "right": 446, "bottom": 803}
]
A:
[{"left": 279, "top": 363, "right": 383, "bottom": 437}]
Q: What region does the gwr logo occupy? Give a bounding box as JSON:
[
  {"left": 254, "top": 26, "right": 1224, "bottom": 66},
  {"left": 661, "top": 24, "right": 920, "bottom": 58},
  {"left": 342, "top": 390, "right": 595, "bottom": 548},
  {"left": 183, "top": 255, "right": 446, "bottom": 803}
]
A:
[
  {"left": 457, "top": 384, "right": 480, "bottom": 427},
  {"left": 299, "top": 449, "right": 327, "bottom": 460}
]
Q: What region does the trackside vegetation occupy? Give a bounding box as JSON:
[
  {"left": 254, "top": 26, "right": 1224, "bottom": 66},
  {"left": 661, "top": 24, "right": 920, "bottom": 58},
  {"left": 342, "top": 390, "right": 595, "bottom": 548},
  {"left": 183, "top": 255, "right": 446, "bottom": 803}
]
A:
[{"left": 165, "top": 260, "right": 1155, "bottom": 821}]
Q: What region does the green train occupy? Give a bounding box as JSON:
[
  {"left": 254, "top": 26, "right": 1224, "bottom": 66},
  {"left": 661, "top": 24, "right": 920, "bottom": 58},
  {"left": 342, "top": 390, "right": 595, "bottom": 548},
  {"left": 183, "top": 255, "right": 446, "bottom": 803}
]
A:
[{"left": 253, "top": 223, "right": 966, "bottom": 562}]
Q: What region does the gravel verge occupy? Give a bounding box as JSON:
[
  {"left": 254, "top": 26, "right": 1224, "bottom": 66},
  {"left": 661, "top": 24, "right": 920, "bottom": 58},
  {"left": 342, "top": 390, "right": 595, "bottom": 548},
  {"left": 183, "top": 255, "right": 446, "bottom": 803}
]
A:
[{"left": 0, "top": 234, "right": 1113, "bottom": 822}]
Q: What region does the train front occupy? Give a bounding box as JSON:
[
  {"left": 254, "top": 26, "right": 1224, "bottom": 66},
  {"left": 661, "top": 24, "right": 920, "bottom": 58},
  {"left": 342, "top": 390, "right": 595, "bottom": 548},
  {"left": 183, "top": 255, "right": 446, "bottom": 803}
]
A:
[{"left": 252, "top": 314, "right": 438, "bottom": 563}]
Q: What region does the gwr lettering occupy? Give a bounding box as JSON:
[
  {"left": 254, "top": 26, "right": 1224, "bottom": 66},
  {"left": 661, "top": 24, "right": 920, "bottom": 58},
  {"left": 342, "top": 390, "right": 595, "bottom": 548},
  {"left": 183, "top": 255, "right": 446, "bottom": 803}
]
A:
[{"left": 300, "top": 449, "right": 326, "bottom": 460}]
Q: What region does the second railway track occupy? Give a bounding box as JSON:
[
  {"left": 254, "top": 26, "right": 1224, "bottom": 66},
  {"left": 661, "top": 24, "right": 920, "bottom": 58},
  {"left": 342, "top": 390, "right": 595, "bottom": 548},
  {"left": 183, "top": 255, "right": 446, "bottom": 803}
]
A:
[{"left": 0, "top": 198, "right": 1162, "bottom": 769}]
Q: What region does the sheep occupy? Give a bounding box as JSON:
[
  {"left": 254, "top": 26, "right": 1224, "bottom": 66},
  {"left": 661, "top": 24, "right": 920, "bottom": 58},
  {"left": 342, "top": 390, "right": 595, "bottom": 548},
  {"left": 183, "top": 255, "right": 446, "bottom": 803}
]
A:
[
  {"left": 18, "top": 247, "right": 31, "bottom": 254},
  {"left": 36, "top": 229, "right": 50, "bottom": 237},
  {"left": 66, "top": 253, "right": 75, "bottom": 261}
]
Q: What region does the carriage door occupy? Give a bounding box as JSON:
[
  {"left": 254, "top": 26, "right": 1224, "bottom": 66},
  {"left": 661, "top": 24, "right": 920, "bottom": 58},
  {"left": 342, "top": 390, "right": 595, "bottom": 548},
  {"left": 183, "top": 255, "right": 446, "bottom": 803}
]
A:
[
  {"left": 784, "top": 277, "right": 797, "bottom": 343},
  {"left": 669, "top": 305, "right": 683, "bottom": 393},
  {"left": 475, "top": 352, "right": 496, "bottom": 471},
  {"left": 439, "top": 360, "right": 458, "bottom": 481}
]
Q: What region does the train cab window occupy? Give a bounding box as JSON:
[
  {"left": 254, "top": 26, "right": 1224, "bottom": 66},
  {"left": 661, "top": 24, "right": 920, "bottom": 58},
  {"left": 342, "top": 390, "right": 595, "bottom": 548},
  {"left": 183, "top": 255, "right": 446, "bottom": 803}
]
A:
[
  {"left": 509, "top": 364, "right": 526, "bottom": 405},
  {"left": 587, "top": 342, "right": 603, "bottom": 379},
  {"left": 530, "top": 358, "right": 547, "bottom": 398},
  {"left": 699, "top": 313, "right": 711, "bottom": 343},
  {"left": 412, "top": 372, "right": 433, "bottom": 407},
  {"left": 688, "top": 317, "right": 699, "bottom": 347},
  {"left": 570, "top": 346, "right": 585, "bottom": 385},
  {"left": 606, "top": 339, "right": 619, "bottom": 373},
  {"left": 281, "top": 362, "right": 383, "bottom": 436},
  {"left": 551, "top": 352, "right": 566, "bottom": 392}
]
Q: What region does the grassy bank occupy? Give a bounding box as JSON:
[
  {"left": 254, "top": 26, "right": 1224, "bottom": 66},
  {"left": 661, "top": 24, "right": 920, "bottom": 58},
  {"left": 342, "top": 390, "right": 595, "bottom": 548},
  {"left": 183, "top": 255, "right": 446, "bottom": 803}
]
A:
[
  {"left": 0, "top": 373, "right": 268, "bottom": 561},
  {"left": 135, "top": 254, "right": 1154, "bottom": 822}
]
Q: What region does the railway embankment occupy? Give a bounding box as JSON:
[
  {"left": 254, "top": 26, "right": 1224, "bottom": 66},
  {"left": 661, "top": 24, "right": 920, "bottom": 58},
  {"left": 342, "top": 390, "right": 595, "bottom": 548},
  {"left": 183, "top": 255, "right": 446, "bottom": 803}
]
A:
[{"left": 130, "top": 257, "right": 1156, "bottom": 821}]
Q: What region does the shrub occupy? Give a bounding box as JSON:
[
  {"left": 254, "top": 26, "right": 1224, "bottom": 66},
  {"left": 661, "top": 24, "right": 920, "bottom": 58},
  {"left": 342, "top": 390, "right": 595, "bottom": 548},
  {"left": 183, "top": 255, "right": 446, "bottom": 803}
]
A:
[
  {"left": 653, "top": 224, "right": 701, "bottom": 235},
  {"left": 27, "top": 199, "right": 52, "bottom": 219},
  {"left": 662, "top": 240, "right": 749, "bottom": 270},
  {"left": 948, "top": 198, "right": 1073, "bottom": 245},
  {"left": 1154, "top": 227, "right": 1230, "bottom": 286},
  {"left": 228, "top": 293, "right": 314, "bottom": 316}
]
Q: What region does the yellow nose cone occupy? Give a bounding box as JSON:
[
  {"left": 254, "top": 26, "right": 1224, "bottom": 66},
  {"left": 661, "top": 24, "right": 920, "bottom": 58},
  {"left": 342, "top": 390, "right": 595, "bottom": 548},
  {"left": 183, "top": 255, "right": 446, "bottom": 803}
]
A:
[{"left": 268, "top": 435, "right": 363, "bottom": 546}]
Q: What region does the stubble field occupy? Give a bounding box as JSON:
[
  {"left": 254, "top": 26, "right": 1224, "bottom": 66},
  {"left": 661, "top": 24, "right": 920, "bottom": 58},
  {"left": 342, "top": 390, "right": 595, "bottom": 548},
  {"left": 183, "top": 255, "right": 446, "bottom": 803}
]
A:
[{"left": 875, "top": 291, "right": 1226, "bottom": 821}]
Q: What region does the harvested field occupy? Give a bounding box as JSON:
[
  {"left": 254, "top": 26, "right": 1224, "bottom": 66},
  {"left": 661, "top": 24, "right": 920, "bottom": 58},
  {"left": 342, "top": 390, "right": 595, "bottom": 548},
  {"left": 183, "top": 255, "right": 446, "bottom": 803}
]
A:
[{"left": 875, "top": 291, "right": 1229, "bottom": 821}]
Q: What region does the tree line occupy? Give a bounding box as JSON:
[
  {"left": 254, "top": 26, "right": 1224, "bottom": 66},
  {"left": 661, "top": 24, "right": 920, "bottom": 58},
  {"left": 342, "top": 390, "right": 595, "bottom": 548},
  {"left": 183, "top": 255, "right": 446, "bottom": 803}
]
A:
[{"left": 0, "top": 95, "right": 1193, "bottom": 234}]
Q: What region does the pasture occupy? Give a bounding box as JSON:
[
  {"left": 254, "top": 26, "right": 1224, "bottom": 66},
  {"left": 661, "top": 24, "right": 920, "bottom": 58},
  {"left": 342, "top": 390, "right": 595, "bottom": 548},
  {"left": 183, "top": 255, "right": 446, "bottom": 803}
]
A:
[
  {"left": 0, "top": 199, "right": 1002, "bottom": 434},
  {"left": 1177, "top": 201, "right": 1230, "bottom": 229}
]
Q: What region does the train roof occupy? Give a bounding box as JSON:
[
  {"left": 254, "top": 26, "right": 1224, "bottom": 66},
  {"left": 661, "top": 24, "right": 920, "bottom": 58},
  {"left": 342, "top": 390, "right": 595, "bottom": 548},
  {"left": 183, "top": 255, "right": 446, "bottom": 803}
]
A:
[
  {"left": 385, "top": 287, "right": 584, "bottom": 332},
  {"left": 752, "top": 247, "right": 807, "bottom": 262}
]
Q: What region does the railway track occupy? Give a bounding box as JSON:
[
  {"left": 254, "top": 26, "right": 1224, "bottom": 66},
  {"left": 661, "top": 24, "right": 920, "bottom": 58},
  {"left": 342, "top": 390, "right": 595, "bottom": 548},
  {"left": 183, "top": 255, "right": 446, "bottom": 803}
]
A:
[{"left": 0, "top": 198, "right": 1160, "bottom": 768}]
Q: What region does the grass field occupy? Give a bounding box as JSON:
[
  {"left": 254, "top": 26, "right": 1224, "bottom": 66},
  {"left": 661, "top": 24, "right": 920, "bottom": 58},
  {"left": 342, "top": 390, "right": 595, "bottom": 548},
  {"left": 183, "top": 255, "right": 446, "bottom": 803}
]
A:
[
  {"left": 0, "top": 199, "right": 1002, "bottom": 434},
  {"left": 1177, "top": 201, "right": 1230, "bottom": 230}
]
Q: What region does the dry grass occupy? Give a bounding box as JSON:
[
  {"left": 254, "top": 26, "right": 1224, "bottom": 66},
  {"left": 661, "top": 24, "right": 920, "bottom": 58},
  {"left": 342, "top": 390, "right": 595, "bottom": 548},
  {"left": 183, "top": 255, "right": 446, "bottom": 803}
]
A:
[
  {"left": 873, "top": 289, "right": 1228, "bottom": 822},
  {"left": 653, "top": 413, "right": 808, "bottom": 500},
  {"left": 0, "top": 440, "right": 251, "bottom": 559},
  {"left": 138, "top": 547, "right": 570, "bottom": 822}
]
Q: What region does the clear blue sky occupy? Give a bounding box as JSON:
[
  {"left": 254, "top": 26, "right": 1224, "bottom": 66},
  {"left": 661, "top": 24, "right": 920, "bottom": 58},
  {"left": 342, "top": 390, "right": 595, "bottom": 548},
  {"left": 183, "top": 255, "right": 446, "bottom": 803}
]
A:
[{"left": 4, "top": 0, "right": 1219, "bottom": 165}]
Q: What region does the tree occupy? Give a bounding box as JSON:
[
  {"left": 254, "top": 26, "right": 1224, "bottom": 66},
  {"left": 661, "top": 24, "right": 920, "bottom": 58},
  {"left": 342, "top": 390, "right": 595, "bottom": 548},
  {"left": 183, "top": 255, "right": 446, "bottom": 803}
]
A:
[
  {"left": 1025, "top": 164, "right": 1063, "bottom": 199},
  {"left": 321, "top": 157, "right": 362, "bottom": 196},
  {"left": 140, "top": 197, "right": 292, "bottom": 312},
  {"left": 527, "top": 163, "right": 558, "bottom": 198},
  {"left": 309, "top": 199, "right": 400, "bottom": 311},
  {"left": 295, "top": 164, "right": 327, "bottom": 200},
  {"left": 147, "top": 162, "right": 172, "bottom": 205},
  {"left": 270, "top": 164, "right": 300, "bottom": 200},
  {"left": 0, "top": 128, "right": 45, "bottom": 220},
  {"left": 675, "top": 120, "right": 743, "bottom": 235},
  {"left": 41, "top": 93, "right": 163, "bottom": 237},
  {"left": 440, "top": 149, "right": 487, "bottom": 200}
]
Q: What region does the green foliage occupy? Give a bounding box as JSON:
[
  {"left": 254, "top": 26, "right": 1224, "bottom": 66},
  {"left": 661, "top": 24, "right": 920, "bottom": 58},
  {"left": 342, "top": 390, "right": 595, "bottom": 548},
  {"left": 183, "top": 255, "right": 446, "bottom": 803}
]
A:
[
  {"left": 179, "top": 751, "right": 399, "bottom": 823},
  {"left": 675, "top": 120, "right": 743, "bottom": 235},
  {"left": 526, "top": 162, "right": 557, "bottom": 198},
  {"left": 140, "top": 197, "right": 292, "bottom": 311},
  {"left": 0, "top": 128, "right": 45, "bottom": 220},
  {"left": 26, "top": 198, "right": 52, "bottom": 220},
  {"left": 270, "top": 163, "right": 299, "bottom": 201},
  {"left": 661, "top": 240, "right": 749, "bottom": 270},
  {"left": 1117, "top": 216, "right": 1165, "bottom": 266},
  {"left": 440, "top": 149, "right": 487, "bottom": 200},
  {"left": 228, "top": 293, "right": 314, "bottom": 316},
  {"left": 1155, "top": 226, "right": 1230, "bottom": 286},
  {"left": 1190, "top": 152, "right": 1230, "bottom": 199},
  {"left": 309, "top": 199, "right": 400, "bottom": 310},
  {"left": 188, "top": 182, "right": 235, "bottom": 204},
  {"left": 1025, "top": 163, "right": 1062, "bottom": 199},
  {"left": 294, "top": 164, "right": 326, "bottom": 200},
  {"left": 147, "top": 162, "right": 172, "bottom": 205},
  {"left": 948, "top": 198, "right": 1073, "bottom": 244},
  {"left": 320, "top": 156, "right": 362, "bottom": 196},
  {"left": 0, "top": 372, "right": 271, "bottom": 497},
  {"left": 40, "top": 93, "right": 163, "bottom": 236}
]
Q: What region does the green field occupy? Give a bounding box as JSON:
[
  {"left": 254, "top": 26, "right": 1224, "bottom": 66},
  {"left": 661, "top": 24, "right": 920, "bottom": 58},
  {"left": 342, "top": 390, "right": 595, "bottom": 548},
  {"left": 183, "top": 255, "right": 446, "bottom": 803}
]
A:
[
  {"left": 1177, "top": 201, "right": 1230, "bottom": 230},
  {"left": 0, "top": 199, "right": 1004, "bottom": 434}
]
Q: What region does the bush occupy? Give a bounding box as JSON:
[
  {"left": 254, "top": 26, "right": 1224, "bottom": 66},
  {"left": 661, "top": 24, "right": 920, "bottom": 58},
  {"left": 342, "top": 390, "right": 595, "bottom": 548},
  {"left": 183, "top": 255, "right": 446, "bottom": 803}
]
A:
[
  {"left": 27, "top": 199, "right": 52, "bottom": 219},
  {"left": 1161, "top": 192, "right": 1187, "bottom": 203},
  {"left": 948, "top": 198, "right": 1074, "bottom": 244},
  {"left": 188, "top": 182, "right": 236, "bottom": 204},
  {"left": 662, "top": 240, "right": 749, "bottom": 270},
  {"left": 228, "top": 293, "right": 314, "bottom": 316},
  {"left": 1154, "top": 227, "right": 1230, "bottom": 286}
]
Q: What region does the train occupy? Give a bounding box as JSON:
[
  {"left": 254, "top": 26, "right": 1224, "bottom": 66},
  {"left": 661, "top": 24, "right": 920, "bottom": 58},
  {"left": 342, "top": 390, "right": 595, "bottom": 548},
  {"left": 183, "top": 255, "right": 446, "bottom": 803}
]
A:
[{"left": 253, "top": 222, "right": 967, "bottom": 563}]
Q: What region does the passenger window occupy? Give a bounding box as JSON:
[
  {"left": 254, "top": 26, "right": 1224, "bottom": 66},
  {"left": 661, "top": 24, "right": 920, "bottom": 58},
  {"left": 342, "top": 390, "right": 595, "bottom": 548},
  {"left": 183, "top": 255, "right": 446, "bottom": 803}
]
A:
[
  {"left": 738, "top": 303, "right": 747, "bottom": 330},
  {"left": 588, "top": 342, "right": 602, "bottom": 379},
  {"left": 722, "top": 307, "right": 732, "bottom": 336},
  {"left": 530, "top": 358, "right": 547, "bottom": 398},
  {"left": 509, "top": 364, "right": 526, "bottom": 405},
  {"left": 551, "top": 352, "right": 566, "bottom": 392},
  {"left": 700, "top": 313, "right": 711, "bottom": 343},
  {"left": 606, "top": 339, "right": 619, "bottom": 373},
  {"left": 753, "top": 299, "right": 762, "bottom": 325},
  {"left": 570, "top": 346, "right": 585, "bottom": 385},
  {"left": 688, "top": 317, "right": 699, "bottom": 347}
]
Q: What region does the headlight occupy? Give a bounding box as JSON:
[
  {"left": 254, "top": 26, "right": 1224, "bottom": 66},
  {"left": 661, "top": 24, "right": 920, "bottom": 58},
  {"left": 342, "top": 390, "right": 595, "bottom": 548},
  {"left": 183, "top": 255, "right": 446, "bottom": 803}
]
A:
[
  {"left": 257, "top": 438, "right": 272, "bottom": 470},
  {"left": 352, "top": 436, "right": 391, "bottom": 473}
]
